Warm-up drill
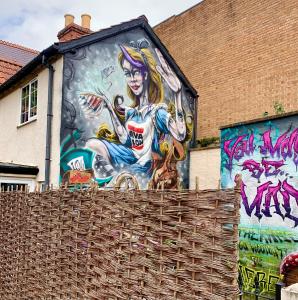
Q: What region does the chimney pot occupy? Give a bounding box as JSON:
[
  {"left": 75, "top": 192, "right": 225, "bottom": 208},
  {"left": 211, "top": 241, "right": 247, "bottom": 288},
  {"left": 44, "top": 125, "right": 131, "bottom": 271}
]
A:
[
  {"left": 64, "top": 14, "right": 74, "bottom": 27},
  {"left": 81, "top": 14, "right": 91, "bottom": 29}
]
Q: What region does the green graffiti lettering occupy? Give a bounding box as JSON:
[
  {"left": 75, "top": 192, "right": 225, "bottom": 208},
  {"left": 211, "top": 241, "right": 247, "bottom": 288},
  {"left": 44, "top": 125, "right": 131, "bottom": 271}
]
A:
[
  {"left": 239, "top": 264, "right": 281, "bottom": 295},
  {"left": 268, "top": 274, "right": 280, "bottom": 292},
  {"left": 256, "top": 271, "right": 267, "bottom": 291},
  {"left": 244, "top": 266, "right": 256, "bottom": 289},
  {"left": 239, "top": 241, "right": 249, "bottom": 251}
]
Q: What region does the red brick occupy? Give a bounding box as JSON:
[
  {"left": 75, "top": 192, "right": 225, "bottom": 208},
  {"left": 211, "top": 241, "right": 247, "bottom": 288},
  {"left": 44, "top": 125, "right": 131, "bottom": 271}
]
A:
[{"left": 155, "top": 0, "right": 298, "bottom": 139}]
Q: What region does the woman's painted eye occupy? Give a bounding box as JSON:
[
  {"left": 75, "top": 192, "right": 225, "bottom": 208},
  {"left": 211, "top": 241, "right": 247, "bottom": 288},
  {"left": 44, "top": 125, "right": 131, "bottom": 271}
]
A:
[
  {"left": 132, "top": 70, "right": 141, "bottom": 77},
  {"left": 124, "top": 72, "right": 131, "bottom": 78}
]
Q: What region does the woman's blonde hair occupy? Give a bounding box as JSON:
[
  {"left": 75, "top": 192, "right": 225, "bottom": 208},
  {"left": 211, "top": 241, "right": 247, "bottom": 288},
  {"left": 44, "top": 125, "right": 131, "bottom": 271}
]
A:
[{"left": 118, "top": 46, "right": 164, "bottom": 106}]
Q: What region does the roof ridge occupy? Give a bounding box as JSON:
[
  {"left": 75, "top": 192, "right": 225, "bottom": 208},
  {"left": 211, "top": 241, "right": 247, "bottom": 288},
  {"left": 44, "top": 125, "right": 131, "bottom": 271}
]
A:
[
  {"left": 59, "top": 15, "right": 147, "bottom": 44},
  {"left": 0, "top": 40, "right": 39, "bottom": 54},
  {"left": 0, "top": 56, "right": 23, "bottom": 67},
  {"left": 57, "top": 22, "right": 92, "bottom": 36}
]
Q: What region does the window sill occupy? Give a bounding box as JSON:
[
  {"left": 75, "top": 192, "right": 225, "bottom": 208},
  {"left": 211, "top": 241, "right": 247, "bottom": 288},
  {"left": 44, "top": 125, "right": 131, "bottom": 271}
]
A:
[{"left": 17, "top": 117, "right": 37, "bottom": 128}]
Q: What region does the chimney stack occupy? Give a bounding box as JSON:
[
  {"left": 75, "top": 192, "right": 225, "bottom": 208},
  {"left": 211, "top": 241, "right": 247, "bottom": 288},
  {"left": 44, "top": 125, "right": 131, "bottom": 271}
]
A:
[
  {"left": 58, "top": 13, "right": 92, "bottom": 42},
  {"left": 64, "top": 14, "right": 74, "bottom": 27},
  {"left": 81, "top": 14, "right": 91, "bottom": 29}
]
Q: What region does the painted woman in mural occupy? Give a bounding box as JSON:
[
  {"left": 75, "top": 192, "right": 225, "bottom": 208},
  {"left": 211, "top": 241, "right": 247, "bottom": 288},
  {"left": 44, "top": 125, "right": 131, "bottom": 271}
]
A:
[{"left": 80, "top": 39, "right": 190, "bottom": 188}]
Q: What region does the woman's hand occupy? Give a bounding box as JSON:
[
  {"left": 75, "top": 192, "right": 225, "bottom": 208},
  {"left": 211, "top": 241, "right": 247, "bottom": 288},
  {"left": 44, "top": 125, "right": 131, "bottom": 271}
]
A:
[
  {"left": 79, "top": 93, "right": 111, "bottom": 117},
  {"left": 155, "top": 48, "right": 181, "bottom": 93}
]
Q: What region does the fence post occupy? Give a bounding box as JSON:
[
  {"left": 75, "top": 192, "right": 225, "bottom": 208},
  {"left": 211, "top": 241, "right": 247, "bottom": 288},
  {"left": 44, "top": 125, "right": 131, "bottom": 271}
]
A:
[
  {"left": 255, "top": 275, "right": 259, "bottom": 300},
  {"left": 238, "top": 272, "right": 243, "bottom": 300},
  {"left": 275, "top": 281, "right": 284, "bottom": 300}
]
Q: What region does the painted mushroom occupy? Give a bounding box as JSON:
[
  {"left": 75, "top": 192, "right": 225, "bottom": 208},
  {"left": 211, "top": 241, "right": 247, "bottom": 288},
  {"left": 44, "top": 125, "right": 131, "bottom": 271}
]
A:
[{"left": 280, "top": 252, "right": 298, "bottom": 275}]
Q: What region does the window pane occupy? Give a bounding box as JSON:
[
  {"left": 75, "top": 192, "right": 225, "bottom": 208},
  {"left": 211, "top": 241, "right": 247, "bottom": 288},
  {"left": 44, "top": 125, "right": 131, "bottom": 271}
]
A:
[
  {"left": 23, "top": 96, "right": 29, "bottom": 109},
  {"left": 21, "top": 97, "right": 29, "bottom": 113},
  {"left": 21, "top": 85, "right": 30, "bottom": 123},
  {"left": 30, "top": 106, "right": 37, "bottom": 117},
  {"left": 21, "top": 111, "right": 28, "bottom": 123},
  {"left": 30, "top": 80, "right": 38, "bottom": 117},
  {"left": 31, "top": 90, "right": 37, "bottom": 107},
  {"left": 22, "top": 85, "right": 29, "bottom": 98},
  {"left": 20, "top": 80, "right": 38, "bottom": 123},
  {"left": 31, "top": 80, "right": 38, "bottom": 91}
]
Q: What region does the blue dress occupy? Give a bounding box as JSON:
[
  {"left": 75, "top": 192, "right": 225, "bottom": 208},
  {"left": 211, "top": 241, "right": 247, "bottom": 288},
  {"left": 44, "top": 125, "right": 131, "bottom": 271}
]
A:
[{"left": 101, "top": 104, "right": 170, "bottom": 175}]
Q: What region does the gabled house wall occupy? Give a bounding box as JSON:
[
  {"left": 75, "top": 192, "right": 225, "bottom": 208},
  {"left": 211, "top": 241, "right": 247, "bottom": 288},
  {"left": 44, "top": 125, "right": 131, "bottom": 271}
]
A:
[
  {"left": 0, "top": 57, "right": 63, "bottom": 188},
  {"left": 59, "top": 26, "right": 196, "bottom": 189},
  {"left": 0, "top": 16, "right": 197, "bottom": 190}
]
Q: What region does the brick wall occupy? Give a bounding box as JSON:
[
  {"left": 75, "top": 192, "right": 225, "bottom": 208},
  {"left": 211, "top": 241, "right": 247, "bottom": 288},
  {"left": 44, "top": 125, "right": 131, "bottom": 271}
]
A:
[{"left": 155, "top": 0, "right": 298, "bottom": 139}]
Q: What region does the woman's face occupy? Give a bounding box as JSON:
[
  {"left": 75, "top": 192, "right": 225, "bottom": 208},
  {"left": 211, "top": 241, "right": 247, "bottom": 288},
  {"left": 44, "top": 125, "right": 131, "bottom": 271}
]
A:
[{"left": 122, "top": 59, "right": 147, "bottom": 96}]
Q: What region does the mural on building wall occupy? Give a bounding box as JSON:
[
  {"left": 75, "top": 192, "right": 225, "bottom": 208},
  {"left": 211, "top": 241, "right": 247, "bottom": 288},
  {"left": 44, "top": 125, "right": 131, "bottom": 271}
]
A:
[
  {"left": 221, "top": 116, "right": 298, "bottom": 296},
  {"left": 60, "top": 29, "right": 194, "bottom": 189}
]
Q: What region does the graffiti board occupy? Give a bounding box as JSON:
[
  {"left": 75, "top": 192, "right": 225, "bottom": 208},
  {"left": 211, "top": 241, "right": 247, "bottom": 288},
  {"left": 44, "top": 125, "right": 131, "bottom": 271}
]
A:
[
  {"left": 221, "top": 116, "right": 298, "bottom": 296},
  {"left": 60, "top": 28, "right": 195, "bottom": 189}
]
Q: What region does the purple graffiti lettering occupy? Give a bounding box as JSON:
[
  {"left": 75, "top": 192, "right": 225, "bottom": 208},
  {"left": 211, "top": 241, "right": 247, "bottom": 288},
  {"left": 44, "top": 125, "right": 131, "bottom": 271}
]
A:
[
  {"left": 282, "top": 128, "right": 298, "bottom": 159},
  {"left": 224, "top": 133, "right": 254, "bottom": 172},
  {"left": 281, "top": 180, "right": 298, "bottom": 227},
  {"left": 261, "top": 158, "right": 285, "bottom": 177},
  {"left": 282, "top": 180, "right": 298, "bottom": 205},
  {"left": 240, "top": 180, "right": 271, "bottom": 220},
  {"left": 241, "top": 159, "right": 264, "bottom": 180},
  {"left": 280, "top": 189, "right": 290, "bottom": 214},
  {"left": 259, "top": 128, "right": 298, "bottom": 169},
  {"left": 262, "top": 181, "right": 282, "bottom": 218},
  {"left": 238, "top": 177, "right": 298, "bottom": 226},
  {"left": 260, "top": 129, "right": 290, "bottom": 158},
  {"left": 241, "top": 158, "right": 285, "bottom": 180}
]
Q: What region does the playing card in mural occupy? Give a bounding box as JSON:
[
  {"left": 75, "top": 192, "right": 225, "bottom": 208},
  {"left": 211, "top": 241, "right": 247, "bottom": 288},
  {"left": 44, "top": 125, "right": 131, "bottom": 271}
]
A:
[{"left": 60, "top": 29, "right": 194, "bottom": 189}]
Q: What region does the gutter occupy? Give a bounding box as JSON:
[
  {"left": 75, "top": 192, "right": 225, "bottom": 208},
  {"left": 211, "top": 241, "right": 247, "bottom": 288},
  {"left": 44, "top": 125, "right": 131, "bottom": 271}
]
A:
[
  {"left": 0, "top": 163, "right": 39, "bottom": 176},
  {"left": 42, "top": 55, "right": 55, "bottom": 188}
]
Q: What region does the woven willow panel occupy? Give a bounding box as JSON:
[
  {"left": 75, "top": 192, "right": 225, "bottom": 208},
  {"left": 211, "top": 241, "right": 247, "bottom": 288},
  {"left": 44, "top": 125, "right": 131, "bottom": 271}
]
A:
[{"left": 0, "top": 188, "right": 240, "bottom": 300}]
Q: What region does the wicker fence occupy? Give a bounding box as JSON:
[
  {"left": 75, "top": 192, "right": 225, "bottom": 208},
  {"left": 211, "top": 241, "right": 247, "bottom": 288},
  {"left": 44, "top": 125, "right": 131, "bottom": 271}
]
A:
[{"left": 0, "top": 187, "right": 240, "bottom": 300}]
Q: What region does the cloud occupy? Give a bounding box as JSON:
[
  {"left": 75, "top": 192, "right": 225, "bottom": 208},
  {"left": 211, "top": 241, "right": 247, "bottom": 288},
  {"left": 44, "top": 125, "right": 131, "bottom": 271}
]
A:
[{"left": 0, "top": 0, "right": 201, "bottom": 50}]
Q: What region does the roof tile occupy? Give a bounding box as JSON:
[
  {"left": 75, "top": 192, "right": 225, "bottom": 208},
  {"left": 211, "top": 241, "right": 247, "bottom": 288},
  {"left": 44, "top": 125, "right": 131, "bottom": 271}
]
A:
[
  {"left": 0, "top": 40, "right": 38, "bottom": 85},
  {"left": 0, "top": 58, "right": 22, "bottom": 84}
]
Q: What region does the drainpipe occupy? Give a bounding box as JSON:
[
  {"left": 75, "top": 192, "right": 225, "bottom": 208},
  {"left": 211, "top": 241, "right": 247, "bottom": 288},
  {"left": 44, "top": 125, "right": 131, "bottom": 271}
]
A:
[
  {"left": 42, "top": 55, "right": 55, "bottom": 188},
  {"left": 193, "top": 94, "right": 199, "bottom": 148}
]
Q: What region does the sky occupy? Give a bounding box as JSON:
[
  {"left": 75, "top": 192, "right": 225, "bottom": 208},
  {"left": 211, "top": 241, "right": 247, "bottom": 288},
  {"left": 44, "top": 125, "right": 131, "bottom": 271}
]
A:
[{"left": 0, "top": 0, "right": 202, "bottom": 51}]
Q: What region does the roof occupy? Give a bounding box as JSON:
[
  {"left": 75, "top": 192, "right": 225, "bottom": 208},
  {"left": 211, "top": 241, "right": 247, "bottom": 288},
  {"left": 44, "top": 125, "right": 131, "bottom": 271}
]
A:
[
  {"left": 0, "top": 40, "right": 39, "bottom": 84},
  {"left": 0, "top": 16, "right": 197, "bottom": 98},
  {"left": 0, "top": 40, "right": 38, "bottom": 65},
  {"left": 0, "top": 57, "right": 22, "bottom": 84}
]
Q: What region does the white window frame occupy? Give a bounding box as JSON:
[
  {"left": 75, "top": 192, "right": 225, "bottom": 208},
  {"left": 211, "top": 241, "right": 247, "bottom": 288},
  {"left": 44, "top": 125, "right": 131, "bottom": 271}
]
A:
[
  {"left": 20, "top": 78, "right": 38, "bottom": 125},
  {"left": 0, "top": 177, "right": 36, "bottom": 192}
]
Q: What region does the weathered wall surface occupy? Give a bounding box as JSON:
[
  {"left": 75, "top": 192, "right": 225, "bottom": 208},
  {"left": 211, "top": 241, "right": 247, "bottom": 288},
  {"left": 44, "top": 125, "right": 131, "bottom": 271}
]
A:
[
  {"left": 189, "top": 147, "right": 220, "bottom": 189},
  {"left": 0, "top": 57, "right": 63, "bottom": 186},
  {"left": 60, "top": 28, "right": 195, "bottom": 189},
  {"left": 155, "top": 0, "right": 298, "bottom": 139},
  {"left": 221, "top": 115, "right": 298, "bottom": 296}
]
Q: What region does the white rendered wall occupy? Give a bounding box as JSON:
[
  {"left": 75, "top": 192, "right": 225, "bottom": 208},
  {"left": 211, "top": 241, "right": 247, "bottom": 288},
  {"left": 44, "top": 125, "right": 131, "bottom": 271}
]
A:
[
  {"left": 50, "top": 58, "right": 63, "bottom": 187},
  {"left": 0, "top": 57, "right": 63, "bottom": 187},
  {"left": 189, "top": 147, "right": 221, "bottom": 190}
]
